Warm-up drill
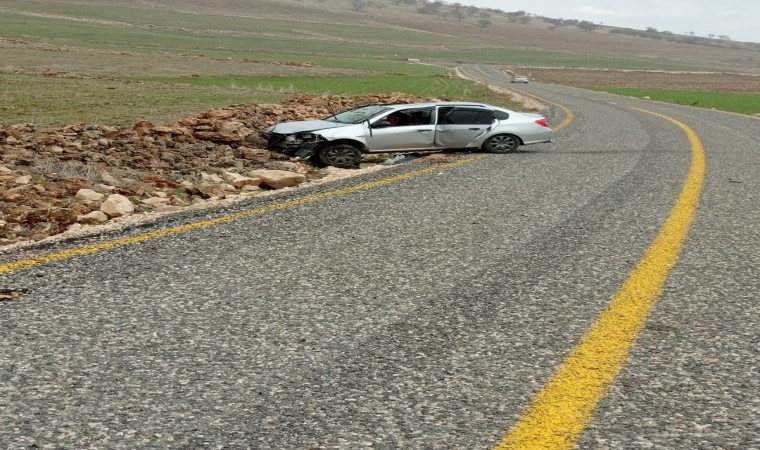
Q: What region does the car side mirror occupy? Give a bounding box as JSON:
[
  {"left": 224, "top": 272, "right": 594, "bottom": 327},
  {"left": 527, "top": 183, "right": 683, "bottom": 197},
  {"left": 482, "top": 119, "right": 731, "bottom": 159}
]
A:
[{"left": 372, "top": 120, "right": 392, "bottom": 129}]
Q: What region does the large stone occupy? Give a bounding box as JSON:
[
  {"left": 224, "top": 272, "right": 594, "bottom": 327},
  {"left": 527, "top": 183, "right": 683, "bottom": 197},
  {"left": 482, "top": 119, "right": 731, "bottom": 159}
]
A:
[
  {"left": 75, "top": 188, "right": 106, "bottom": 202},
  {"left": 200, "top": 172, "right": 225, "bottom": 183},
  {"left": 248, "top": 169, "right": 306, "bottom": 189},
  {"left": 239, "top": 147, "right": 271, "bottom": 160},
  {"left": 2, "top": 184, "right": 33, "bottom": 201},
  {"left": 141, "top": 197, "right": 171, "bottom": 207},
  {"left": 99, "top": 171, "right": 122, "bottom": 186},
  {"left": 266, "top": 161, "right": 301, "bottom": 172},
  {"left": 194, "top": 184, "right": 226, "bottom": 199},
  {"left": 133, "top": 120, "right": 155, "bottom": 135},
  {"left": 78, "top": 211, "right": 109, "bottom": 224},
  {"left": 94, "top": 183, "right": 117, "bottom": 192},
  {"left": 100, "top": 194, "right": 135, "bottom": 218},
  {"left": 30, "top": 222, "right": 60, "bottom": 240},
  {"left": 14, "top": 175, "right": 32, "bottom": 185},
  {"left": 231, "top": 177, "right": 262, "bottom": 189},
  {"left": 23, "top": 207, "right": 78, "bottom": 230},
  {"left": 192, "top": 120, "right": 250, "bottom": 143},
  {"left": 221, "top": 170, "right": 244, "bottom": 183},
  {"left": 70, "top": 203, "right": 94, "bottom": 214}
]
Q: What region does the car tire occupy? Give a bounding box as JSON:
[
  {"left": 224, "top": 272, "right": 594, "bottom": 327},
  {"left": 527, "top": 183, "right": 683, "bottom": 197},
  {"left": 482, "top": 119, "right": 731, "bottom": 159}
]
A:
[
  {"left": 482, "top": 134, "right": 520, "bottom": 153},
  {"left": 317, "top": 143, "right": 362, "bottom": 168}
]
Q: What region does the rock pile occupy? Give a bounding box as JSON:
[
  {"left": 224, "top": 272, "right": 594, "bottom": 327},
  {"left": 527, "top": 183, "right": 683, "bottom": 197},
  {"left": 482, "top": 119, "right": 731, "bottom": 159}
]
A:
[{"left": 0, "top": 92, "right": 424, "bottom": 247}]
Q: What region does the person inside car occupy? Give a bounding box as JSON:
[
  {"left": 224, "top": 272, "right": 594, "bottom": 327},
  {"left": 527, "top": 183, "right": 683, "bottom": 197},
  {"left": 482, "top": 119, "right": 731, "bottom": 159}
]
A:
[{"left": 387, "top": 111, "right": 414, "bottom": 126}]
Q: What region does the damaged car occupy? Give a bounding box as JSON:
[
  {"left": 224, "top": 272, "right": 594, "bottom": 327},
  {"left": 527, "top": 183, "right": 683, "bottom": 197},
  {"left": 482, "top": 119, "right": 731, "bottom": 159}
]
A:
[{"left": 264, "top": 101, "right": 552, "bottom": 168}]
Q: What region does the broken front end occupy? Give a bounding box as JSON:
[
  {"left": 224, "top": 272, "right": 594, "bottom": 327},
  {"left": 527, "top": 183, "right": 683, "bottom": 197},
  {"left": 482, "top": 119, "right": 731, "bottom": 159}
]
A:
[{"left": 264, "top": 130, "right": 328, "bottom": 159}]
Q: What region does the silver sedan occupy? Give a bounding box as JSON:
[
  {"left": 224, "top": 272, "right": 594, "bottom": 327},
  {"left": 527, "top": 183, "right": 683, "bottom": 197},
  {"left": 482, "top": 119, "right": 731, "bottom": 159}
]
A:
[{"left": 265, "top": 101, "right": 552, "bottom": 168}]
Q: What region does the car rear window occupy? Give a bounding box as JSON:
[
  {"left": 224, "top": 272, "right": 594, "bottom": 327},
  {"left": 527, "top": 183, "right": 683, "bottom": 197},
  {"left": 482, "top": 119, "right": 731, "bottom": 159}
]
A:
[{"left": 494, "top": 110, "right": 510, "bottom": 120}]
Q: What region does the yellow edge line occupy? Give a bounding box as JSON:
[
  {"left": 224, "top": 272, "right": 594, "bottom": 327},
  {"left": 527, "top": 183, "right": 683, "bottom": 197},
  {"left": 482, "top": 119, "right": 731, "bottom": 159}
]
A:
[
  {"left": 0, "top": 155, "right": 489, "bottom": 275},
  {"left": 494, "top": 108, "right": 706, "bottom": 450},
  {"left": 549, "top": 101, "right": 574, "bottom": 132}
]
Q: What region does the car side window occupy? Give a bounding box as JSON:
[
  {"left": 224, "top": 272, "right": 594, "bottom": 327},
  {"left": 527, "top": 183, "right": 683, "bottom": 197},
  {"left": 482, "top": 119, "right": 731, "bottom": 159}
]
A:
[
  {"left": 387, "top": 107, "right": 433, "bottom": 127},
  {"left": 440, "top": 108, "right": 494, "bottom": 125},
  {"left": 437, "top": 107, "right": 453, "bottom": 124},
  {"left": 494, "top": 110, "right": 510, "bottom": 120},
  {"left": 408, "top": 108, "right": 433, "bottom": 125}
]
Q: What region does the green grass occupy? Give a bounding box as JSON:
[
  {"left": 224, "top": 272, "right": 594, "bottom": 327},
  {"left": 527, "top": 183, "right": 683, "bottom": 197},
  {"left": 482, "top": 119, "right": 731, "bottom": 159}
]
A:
[
  {"left": 0, "top": 71, "right": 522, "bottom": 127},
  {"left": 0, "top": 74, "right": 287, "bottom": 128},
  {"left": 586, "top": 87, "right": 760, "bottom": 115}
]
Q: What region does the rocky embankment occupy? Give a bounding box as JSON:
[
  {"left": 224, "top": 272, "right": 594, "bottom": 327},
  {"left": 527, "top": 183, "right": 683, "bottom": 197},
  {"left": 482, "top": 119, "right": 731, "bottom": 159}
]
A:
[{"left": 0, "top": 93, "right": 423, "bottom": 248}]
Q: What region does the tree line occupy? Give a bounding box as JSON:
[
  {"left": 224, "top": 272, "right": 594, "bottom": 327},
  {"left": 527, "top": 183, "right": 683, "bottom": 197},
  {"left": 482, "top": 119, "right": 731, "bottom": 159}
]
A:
[{"left": 348, "top": 0, "right": 759, "bottom": 49}]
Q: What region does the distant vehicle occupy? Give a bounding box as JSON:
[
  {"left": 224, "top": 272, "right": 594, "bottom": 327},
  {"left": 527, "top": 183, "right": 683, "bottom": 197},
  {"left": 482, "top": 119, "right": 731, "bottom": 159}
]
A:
[
  {"left": 511, "top": 75, "right": 529, "bottom": 83},
  {"left": 264, "top": 101, "right": 552, "bottom": 168}
]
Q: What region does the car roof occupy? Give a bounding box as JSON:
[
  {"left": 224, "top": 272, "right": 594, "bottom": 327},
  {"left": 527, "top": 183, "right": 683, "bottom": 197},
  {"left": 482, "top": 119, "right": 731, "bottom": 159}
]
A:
[{"left": 379, "top": 101, "right": 500, "bottom": 109}]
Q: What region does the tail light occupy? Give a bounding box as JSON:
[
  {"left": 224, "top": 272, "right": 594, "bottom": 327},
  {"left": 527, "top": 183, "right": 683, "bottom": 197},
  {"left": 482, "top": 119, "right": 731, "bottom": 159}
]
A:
[{"left": 535, "top": 118, "right": 550, "bottom": 128}]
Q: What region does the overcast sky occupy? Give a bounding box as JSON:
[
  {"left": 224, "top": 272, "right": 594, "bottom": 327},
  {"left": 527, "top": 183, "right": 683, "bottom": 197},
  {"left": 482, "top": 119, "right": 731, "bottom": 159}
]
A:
[{"left": 460, "top": 0, "right": 760, "bottom": 43}]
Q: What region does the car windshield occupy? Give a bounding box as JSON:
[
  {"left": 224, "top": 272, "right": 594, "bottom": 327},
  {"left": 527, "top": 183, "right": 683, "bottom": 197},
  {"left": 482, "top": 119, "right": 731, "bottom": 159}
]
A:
[{"left": 325, "top": 105, "right": 392, "bottom": 124}]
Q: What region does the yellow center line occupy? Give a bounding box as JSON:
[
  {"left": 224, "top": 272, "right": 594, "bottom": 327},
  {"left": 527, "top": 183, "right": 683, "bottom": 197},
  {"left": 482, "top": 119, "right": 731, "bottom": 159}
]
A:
[
  {"left": 493, "top": 109, "right": 706, "bottom": 449},
  {"left": 0, "top": 155, "right": 489, "bottom": 275}
]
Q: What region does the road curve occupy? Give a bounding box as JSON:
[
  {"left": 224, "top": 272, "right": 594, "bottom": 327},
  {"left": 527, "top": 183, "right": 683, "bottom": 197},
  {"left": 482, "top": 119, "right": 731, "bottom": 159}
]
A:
[
  {"left": 461, "top": 64, "right": 760, "bottom": 449},
  {"left": 1, "top": 67, "right": 759, "bottom": 449}
]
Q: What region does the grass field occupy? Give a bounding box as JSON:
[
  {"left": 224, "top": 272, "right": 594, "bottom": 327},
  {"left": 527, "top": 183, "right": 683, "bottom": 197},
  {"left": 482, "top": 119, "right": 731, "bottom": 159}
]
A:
[
  {"left": 586, "top": 88, "right": 760, "bottom": 115},
  {"left": 0, "top": 3, "right": 708, "bottom": 71},
  {"left": 0, "top": 2, "right": 532, "bottom": 127},
  {"left": 0, "top": 73, "right": 288, "bottom": 127},
  {"left": 1, "top": 0, "right": 758, "bottom": 127},
  {"left": 0, "top": 71, "right": 508, "bottom": 127}
]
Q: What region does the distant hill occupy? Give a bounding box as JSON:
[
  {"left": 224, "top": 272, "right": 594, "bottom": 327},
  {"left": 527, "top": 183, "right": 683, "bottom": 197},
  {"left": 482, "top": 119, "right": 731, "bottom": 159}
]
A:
[{"left": 11, "top": 0, "right": 760, "bottom": 73}]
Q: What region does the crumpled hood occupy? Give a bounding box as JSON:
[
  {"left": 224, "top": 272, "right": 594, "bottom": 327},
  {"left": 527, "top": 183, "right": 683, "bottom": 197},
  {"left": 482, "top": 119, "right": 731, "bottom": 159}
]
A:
[{"left": 268, "top": 119, "right": 351, "bottom": 134}]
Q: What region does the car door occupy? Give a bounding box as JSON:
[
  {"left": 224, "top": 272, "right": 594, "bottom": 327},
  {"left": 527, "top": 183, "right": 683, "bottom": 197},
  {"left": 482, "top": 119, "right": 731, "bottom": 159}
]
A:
[
  {"left": 434, "top": 107, "right": 494, "bottom": 148},
  {"left": 365, "top": 107, "right": 436, "bottom": 152}
]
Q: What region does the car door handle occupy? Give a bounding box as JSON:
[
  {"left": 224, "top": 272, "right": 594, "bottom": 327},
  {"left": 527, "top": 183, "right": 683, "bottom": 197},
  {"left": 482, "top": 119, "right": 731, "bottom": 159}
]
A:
[
  {"left": 468, "top": 127, "right": 481, "bottom": 130},
  {"left": 417, "top": 129, "right": 433, "bottom": 132}
]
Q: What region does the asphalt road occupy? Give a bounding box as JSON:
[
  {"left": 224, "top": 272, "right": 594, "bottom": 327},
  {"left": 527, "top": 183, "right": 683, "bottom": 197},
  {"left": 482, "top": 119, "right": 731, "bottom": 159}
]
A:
[{"left": 2, "top": 66, "right": 758, "bottom": 449}]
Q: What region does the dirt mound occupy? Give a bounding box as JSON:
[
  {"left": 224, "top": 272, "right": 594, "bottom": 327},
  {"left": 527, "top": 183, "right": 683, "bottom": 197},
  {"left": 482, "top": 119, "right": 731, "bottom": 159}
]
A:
[{"left": 0, "top": 92, "right": 425, "bottom": 247}]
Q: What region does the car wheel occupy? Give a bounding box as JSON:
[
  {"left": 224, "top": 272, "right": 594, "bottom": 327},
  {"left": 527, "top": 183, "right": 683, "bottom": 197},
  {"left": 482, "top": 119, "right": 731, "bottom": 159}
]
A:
[
  {"left": 317, "top": 143, "right": 361, "bottom": 168},
  {"left": 483, "top": 134, "right": 520, "bottom": 153}
]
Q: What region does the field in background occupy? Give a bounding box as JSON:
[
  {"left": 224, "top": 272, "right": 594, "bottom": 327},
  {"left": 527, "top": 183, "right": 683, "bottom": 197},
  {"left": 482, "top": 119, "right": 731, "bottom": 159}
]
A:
[
  {"left": 587, "top": 88, "right": 760, "bottom": 116},
  {"left": 526, "top": 68, "right": 760, "bottom": 115},
  {"left": 0, "top": 1, "right": 528, "bottom": 127},
  {"left": 2, "top": 0, "right": 759, "bottom": 127}
]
